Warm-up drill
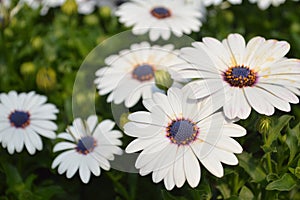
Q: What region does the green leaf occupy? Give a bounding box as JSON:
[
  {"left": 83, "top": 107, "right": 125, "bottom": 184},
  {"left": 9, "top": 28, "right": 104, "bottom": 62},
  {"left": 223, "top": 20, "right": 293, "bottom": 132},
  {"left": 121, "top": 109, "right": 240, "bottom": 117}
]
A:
[
  {"left": 161, "top": 190, "right": 187, "bottom": 200},
  {"left": 216, "top": 183, "right": 231, "bottom": 199},
  {"left": 1, "top": 163, "right": 23, "bottom": 188},
  {"left": 286, "top": 123, "right": 300, "bottom": 165},
  {"left": 265, "top": 115, "right": 294, "bottom": 147},
  {"left": 266, "top": 173, "right": 279, "bottom": 182},
  {"left": 35, "top": 185, "right": 65, "bottom": 200},
  {"left": 238, "top": 152, "right": 266, "bottom": 183},
  {"left": 266, "top": 173, "right": 296, "bottom": 191},
  {"left": 239, "top": 186, "right": 254, "bottom": 200}
]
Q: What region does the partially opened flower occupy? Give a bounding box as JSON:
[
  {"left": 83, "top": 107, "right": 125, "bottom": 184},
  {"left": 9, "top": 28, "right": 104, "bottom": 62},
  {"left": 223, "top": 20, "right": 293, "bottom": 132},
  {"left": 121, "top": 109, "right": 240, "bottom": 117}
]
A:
[
  {"left": 52, "top": 115, "right": 123, "bottom": 183},
  {"left": 0, "top": 91, "right": 58, "bottom": 154},
  {"left": 171, "top": 33, "right": 300, "bottom": 120},
  {"left": 94, "top": 42, "right": 184, "bottom": 108},
  {"left": 124, "top": 87, "right": 246, "bottom": 190},
  {"left": 115, "top": 0, "right": 203, "bottom": 41}
]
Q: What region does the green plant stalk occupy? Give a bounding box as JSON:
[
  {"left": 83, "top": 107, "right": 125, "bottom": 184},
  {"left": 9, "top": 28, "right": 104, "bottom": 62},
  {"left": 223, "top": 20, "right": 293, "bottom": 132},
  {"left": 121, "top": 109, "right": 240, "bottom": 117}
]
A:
[{"left": 263, "top": 132, "right": 273, "bottom": 173}]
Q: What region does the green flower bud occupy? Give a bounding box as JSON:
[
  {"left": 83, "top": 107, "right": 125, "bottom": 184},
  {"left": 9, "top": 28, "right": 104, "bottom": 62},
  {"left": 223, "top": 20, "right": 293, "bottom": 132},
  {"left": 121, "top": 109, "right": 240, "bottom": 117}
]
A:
[
  {"left": 31, "top": 36, "right": 43, "bottom": 50},
  {"left": 99, "top": 6, "right": 111, "bottom": 19},
  {"left": 119, "top": 112, "right": 130, "bottom": 130},
  {"left": 36, "top": 67, "right": 57, "bottom": 91},
  {"left": 61, "top": 0, "right": 78, "bottom": 15},
  {"left": 257, "top": 117, "right": 271, "bottom": 135},
  {"left": 155, "top": 70, "right": 173, "bottom": 91},
  {"left": 20, "top": 62, "right": 36, "bottom": 76},
  {"left": 83, "top": 14, "right": 99, "bottom": 26}
]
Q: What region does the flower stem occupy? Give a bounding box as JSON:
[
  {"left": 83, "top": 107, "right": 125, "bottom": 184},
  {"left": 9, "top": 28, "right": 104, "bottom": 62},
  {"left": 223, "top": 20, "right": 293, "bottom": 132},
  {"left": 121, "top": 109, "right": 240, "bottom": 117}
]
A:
[{"left": 263, "top": 133, "right": 272, "bottom": 173}]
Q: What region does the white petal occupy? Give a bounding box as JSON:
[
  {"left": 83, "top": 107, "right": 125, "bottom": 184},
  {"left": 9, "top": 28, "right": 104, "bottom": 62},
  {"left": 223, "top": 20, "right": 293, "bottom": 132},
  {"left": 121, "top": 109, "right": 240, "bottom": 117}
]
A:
[
  {"left": 200, "top": 155, "right": 224, "bottom": 177},
  {"left": 164, "top": 166, "right": 175, "bottom": 190},
  {"left": 167, "top": 87, "right": 183, "bottom": 117},
  {"left": 125, "top": 138, "right": 161, "bottom": 153},
  {"left": 53, "top": 142, "right": 76, "bottom": 152},
  {"left": 244, "top": 87, "right": 275, "bottom": 116},
  {"left": 173, "top": 147, "right": 186, "bottom": 187},
  {"left": 87, "top": 115, "right": 98, "bottom": 133},
  {"left": 79, "top": 159, "right": 91, "bottom": 183},
  {"left": 222, "top": 124, "right": 247, "bottom": 137},
  {"left": 184, "top": 147, "right": 201, "bottom": 188},
  {"left": 223, "top": 88, "right": 251, "bottom": 120},
  {"left": 87, "top": 156, "right": 101, "bottom": 176}
]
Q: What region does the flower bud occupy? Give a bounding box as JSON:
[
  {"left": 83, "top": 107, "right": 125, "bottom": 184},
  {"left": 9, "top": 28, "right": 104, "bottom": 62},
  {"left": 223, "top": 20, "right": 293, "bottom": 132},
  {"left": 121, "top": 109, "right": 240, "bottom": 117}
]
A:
[
  {"left": 257, "top": 117, "right": 271, "bottom": 135},
  {"left": 31, "top": 36, "right": 43, "bottom": 50},
  {"left": 119, "top": 112, "right": 130, "bottom": 130},
  {"left": 155, "top": 70, "right": 173, "bottom": 91},
  {"left": 61, "top": 0, "right": 78, "bottom": 15},
  {"left": 20, "top": 62, "right": 36, "bottom": 76},
  {"left": 99, "top": 6, "right": 111, "bottom": 19},
  {"left": 36, "top": 67, "right": 57, "bottom": 91}
]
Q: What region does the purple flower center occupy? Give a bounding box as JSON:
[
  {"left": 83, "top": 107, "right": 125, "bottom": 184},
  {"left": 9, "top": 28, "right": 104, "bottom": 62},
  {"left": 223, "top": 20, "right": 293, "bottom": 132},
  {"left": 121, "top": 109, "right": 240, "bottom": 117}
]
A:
[
  {"left": 76, "top": 136, "right": 97, "bottom": 155},
  {"left": 132, "top": 64, "right": 154, "bottom": 82},
  {"left": 9, "top": 110, "right": 30, "bottom": 128},
  {"left": 150, "top": 7, "right": 171, "bottom": 19},
  {"left": 166, "top": 119, "right": 199, "bottom": 145},
  {"left": 224, "top": 65, "right": 257, "bottom": 88}
]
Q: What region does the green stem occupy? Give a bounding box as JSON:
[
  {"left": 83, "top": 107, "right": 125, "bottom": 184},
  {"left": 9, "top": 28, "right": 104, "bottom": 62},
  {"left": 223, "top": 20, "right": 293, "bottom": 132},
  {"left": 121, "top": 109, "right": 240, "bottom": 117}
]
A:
[{"left": 263, "top": 133, "right": 273, "bottom": 173}]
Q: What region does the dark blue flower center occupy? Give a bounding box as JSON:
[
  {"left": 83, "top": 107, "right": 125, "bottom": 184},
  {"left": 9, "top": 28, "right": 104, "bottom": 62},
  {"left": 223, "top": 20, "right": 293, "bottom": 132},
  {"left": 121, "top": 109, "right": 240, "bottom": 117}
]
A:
[
  {"left": 232, "top": 67, "right": 250, "bottom": 78},
  {"left": 132, "top": 64, "right": 154, "bottom": 82},
  {"left": 76, "top": 136, "right": 97, "bottom": 155},
  {"left": 166, "top": 119, "right": 198, "bottom": 145},
  {"left": 151, "top": 7, "right": 171, "bottom": 19},
  {"left": 9, "top": 110, "right": 30, "bottom": 128},
  {"left": 224, "top": 65, "right": 257, "bottom": 88}
]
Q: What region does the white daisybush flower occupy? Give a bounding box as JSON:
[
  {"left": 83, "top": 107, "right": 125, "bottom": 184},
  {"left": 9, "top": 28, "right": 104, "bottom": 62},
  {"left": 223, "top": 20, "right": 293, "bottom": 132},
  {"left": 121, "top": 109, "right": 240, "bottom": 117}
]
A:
[
  {"left": 76, "top": 0, "right": 97, "bottom": 15},
  {"left": 115, "top": 0, "right": 204, "bottom": 41},
  {"left": 202, "top": 0, "right": 242, "bottom": 6},
  {"left": 249, "top": 0, "right": 285, "bottom": 10},
  {"left": 52, "top": 115, "right": 123, "bottom": 183},
  {"left": 94, "top": 42, "right": 185, "bottom": 108},
  {"left": 21, "top": 0, "right": 65, "bottom": 15},
  {"left": 124, "top": 87, "right": 246, "bottom": 190},
  {"left": 170, "top": 33, "right": 300, "bottom": 120},
  {"left": 0, "top": 91, "right": 58, "bottom": 154}
]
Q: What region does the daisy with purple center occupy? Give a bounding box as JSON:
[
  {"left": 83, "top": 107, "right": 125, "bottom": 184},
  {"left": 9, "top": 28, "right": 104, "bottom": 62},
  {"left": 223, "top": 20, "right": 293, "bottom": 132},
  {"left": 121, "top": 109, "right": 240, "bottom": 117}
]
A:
[
  {"left": 0, "top": 91, "right": 58, "bottom": 154},
  {"left": 51, "top": 115, "right": 123, "bottom": 183},
  {"left": 94, "top": 42, "right": 185, "bottom": 108},
  {"left": 124, "top": 87, "right": 246, "bottom": 190},
  {"left": 171, "top": 33, "right": 300, "bottom": 120},
  {"left": 115, "top": 0, "right": 204, "bottom": 41}
]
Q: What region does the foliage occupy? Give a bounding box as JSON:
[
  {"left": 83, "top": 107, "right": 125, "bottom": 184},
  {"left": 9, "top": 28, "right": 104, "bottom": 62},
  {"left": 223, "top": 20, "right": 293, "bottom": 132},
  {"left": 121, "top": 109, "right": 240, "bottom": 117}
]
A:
[{"left": 0, "top": 1, "right": 300, "bottom": 199}]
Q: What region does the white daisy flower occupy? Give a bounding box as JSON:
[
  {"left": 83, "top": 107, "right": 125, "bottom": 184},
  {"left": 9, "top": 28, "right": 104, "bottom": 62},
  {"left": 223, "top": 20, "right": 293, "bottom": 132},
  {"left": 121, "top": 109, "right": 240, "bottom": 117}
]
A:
[
  {"left": 124, "top": 87, "right": 246, "bottom": 190},
  {"left": 52, "top": 115, "right": 123, "bottom": 183},
  {"left": 202, "top": 0, "right": 242, "bottom": 6},
  {"left": 171, "top": 33, "right": 300, "bottom": 120},
  {"left": 249, "top": 0, "right": 285, "bottom": 10},
  {"left": 115, "top": 0, "right": 203, "bottom": 41},
  {"left": 21, "top": 0, "right": 65, "bottom": 15},
  {"left": 0, "top": 91, "right": 58, "bottom": 154},
  {"left": 94, "top": 42, "right": 185, "bottom": 108},
  {"left": 76, "top": 0, "right": 97, "bottom": 14}
]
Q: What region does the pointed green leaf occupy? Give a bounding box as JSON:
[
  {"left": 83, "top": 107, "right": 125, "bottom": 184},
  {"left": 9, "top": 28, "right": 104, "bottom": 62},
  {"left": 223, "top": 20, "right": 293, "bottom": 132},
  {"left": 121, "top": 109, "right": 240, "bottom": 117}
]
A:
[
  {"left": 265, "top": 115, "right": 293, "bottom": 147},
  {"left": 286, "top": 123, "right": 300, "bottom": 164},
  {"left": 239, "top": 186, "right": 254, "bottom": 200},
  {"left": 266, "top": 173, "right": 296, "bottom": 191},
  {"left": 238, "top": 152, "right": 266, "bottom": 182}
]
